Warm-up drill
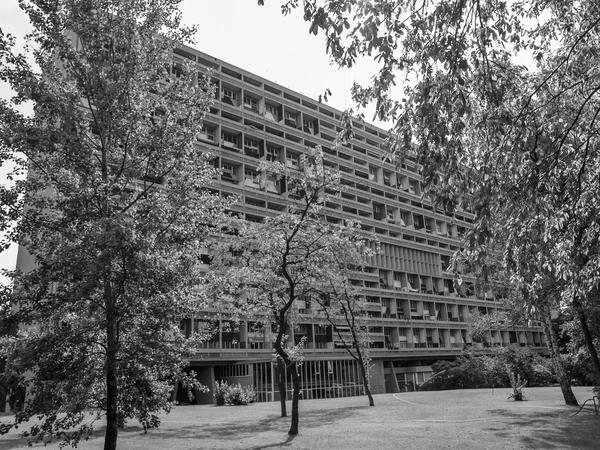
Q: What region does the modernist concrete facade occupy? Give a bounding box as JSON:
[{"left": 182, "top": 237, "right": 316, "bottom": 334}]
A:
[
  {"left": 169, "top": 44, "right": 548, "bottom": 405},
  {"left": 3, "top": 41, "right": 548, "bottom": 412}
]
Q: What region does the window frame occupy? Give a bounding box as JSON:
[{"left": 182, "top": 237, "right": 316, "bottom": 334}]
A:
[
  {"left": 221, "top": 87, "right": 238, "bottom": 101},
  {"left": 243, "top": 95, "right": 258, "bottom": 111}
]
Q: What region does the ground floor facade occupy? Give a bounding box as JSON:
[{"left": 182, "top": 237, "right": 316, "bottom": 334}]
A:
[{"left": 176, "top": 352, "right": 453, "bottom": 405}]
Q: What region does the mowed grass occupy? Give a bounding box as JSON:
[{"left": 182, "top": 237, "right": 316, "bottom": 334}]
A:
[{"left": 1, "top": 386, "right": 599, "bottom": 449}]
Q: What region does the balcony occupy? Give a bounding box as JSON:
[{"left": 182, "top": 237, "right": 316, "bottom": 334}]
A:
[
  {"left": 221, "top": 172, "right": 238, "bottom": 184},
  {"left": 244, "top": 147, "right": 260, "bottom": 159},
  {"left": 221, "top": 139, "right": 239, "bottom": 151},
  {"left": 265, "top": 181, "right": 281, "bottom": 194},
  {"left": 244, "top": 178, "right": 260, "bottom": 189},
  {"left": 197, "top": 132, "right": 214, "bottom": 143}
]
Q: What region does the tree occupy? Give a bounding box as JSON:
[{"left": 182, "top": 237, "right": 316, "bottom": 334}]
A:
[
  {"left": 560, "top": 295, "right": 600, "bottom": 385},
  {"left": 274, "top": 0, "right": 600, "bottom": 387},
  {"left": 206, "top": 146, "right": 375, "bottom": 434},
  {"left": 311, "top": 272, "right": 375, "bottom": 406},
  {"left": 473, "top": 294, "right": 579, "bottom": 404},
  {"left": 465, "top": 246, "right": 580, "bottom": 405},
  {"left": 0, "top": 1, "right": 228, "bottom": 448}
]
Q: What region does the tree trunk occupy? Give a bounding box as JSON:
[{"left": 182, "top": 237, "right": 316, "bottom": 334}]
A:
[
  {"left": 105, "top": 357, "right": 118, "bottom": 450},
  {"left": 357, "top": 354, "right": 374, "bottom": 407},
  {"left": 359, "top": 357, "right": 375, "bottom": 406},
  {"left": 574, "top": 296, "right": 600, "bottom": 384},
  {"left": 541, "top": 305, "right": 578, "bottom": 406},
  {"left": 288, "top": 364, "right": 300, "bottom": 435},
  {"left": 277, "top": 358, "right": 287, "bottom": 417},
  {"left": 104, "top": 282, "right": 118, "bottom": 450}
]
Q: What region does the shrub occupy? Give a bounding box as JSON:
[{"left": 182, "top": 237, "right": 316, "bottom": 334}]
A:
[
  {"left": 213, "top": 380, "right": 256, "bottom": 406},
  {"left": 494, "top": 346, "right": 558, "bottom": 387},
  {"left": 213, "top": 380, "right": 228, "bottom": 406},
  {"left": 225, "top": 384, "right": 256, "bottom": 405},
  {"left": 508, "top": 372, "right": 527, "bottom": 401},
  {"left": 431, "top": 360, "right": 459, "bottom": 374},
  {"left": 420, "top": 348, "right": 557, "bottom": 392}
]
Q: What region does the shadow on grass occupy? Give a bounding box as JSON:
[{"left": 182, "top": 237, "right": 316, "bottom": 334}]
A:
[
  {"left": 0, "top": 406, "right": 365, "bottom": 449},
  {"left": 0, "top": 434, "right": 24, "bottom": 450},
  {"left": 0, "top": 423, "right": 99, "bottom": 450},
  {"left": 123, "top": 405, "right": 366, "bottom": 447},
  {"left": 485, "top": 408, "right": 600, "bottom": 449},
  {"left": 250, "top": 433, "right": 296, "bottom": 450}
]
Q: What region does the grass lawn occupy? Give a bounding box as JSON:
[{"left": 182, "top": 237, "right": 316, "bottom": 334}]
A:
[{"left": 1, "top": 386, "right": 599, "bottom": 449}]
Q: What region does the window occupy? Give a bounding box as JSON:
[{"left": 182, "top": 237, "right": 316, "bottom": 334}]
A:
[
  {"left": 413, "top": 215, "right": 424, "bottom": 230},
  {"left": 265, "top": 104, "right": 279, "bottom": 120},
  {"left": 373, "top": 204, "right": 384, "bottom": 220},
  {"left": 244, "top": 172, "right": 260, "bottom": 189},
  {"left": 369, "top": 167, "right": 378, "bottom": 181},
  {"left": 244, "top": 168, "right": 258, "bottom": 179},
  {"left": 383, "top": 172, "right": 391, "bottom": 186},
  {"left": 265, "top": 176, "right": 281, "bottom": 193},
  {"left": 222, "top": 87, "right": 237, "bottom": 100},
  {"left": 221, "top": 131, "right": 238, "bottom": 147},
  {"left": 425, "top": 218, "right": 433, "bottom": 232},
  {"left": 221, "top": 163, "right": 238, "bottom": 183},
  {"left": 245, "top": 138, "right": 259, "bottom": 148},
  {"left": 315, "top": 325, "right": 329, "bottom": 335},
  {"left": 284, "top": 111, "right": 296, "bottom": 126},
  {"left": 244, "top": 95, "right": 258, "bottom": 111},
  {"left": 286, "top": 152, "right": 299, "bottom": 167},
  {"left": 222, "top": 164, "right": 237, "bottom": 176},
  {"left": 386, "top": 208, "right": 395, "bottom": 222},
  {"left": 244, "top": 138, "right": 260, "bottom": 157},
  {"left": 179, "top": 320, "right": 188, "bottom": 333},
  {"left": 171, "top": 62, "right": 183, "bottom": 78},
  {"left": 266, "top": 146, "right": 279, "bottom": 162},
  {"left": 221, "top": 87, "right": 238, "bottom": 105},
  {"left": 409, "top": 180, "right": 417, "bottom": 194},
  {"left": 199, "top": 124, "right": 214, "bottom": 141},
  {"left": 214, "top": 364, "right": 249, "bottom": 378},
  {"left": 297, "top": 324, "right": 309, "bottom": 334},
  {"left": 400, "top": 211, "right": 407, "bottom": 226},
  {"left": 303, "top": 119, "right": 314, "bottom": 133}
]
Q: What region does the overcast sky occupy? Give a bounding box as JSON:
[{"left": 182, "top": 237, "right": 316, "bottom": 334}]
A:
[{"left": 0, "top": 0, "right": 386, "bottom": 279}]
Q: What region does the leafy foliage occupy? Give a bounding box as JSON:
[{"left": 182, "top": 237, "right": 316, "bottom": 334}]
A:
[
  {"left": 205, "top": 145, "right": 375, "bottom": 433},
  {"left": 508, "top": 372, "right": 528, "bottom": 401},
  {"left": 0, "top": 0, "right": 228, "bottom": 447},
  {"left": 421, "top": 347, "right": 555, "bottom": 392},
  {"left": 278, "top": 0, "right": 600, "bottom": 385},
  {"left": 560, "top": 303, "right": 600, "bottom": 385},
  {"left": 213, "top": 380, "right": 256, "bottom": 406}
]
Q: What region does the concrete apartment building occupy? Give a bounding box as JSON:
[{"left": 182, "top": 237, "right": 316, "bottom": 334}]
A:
[
  {"left": 2, "top": 39, "right": 547, "bottom": 411},
  {"left": 168, "top": 44, "right": 548, "bottom": 405}
]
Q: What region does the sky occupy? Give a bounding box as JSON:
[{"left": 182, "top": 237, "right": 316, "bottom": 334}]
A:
[{"left": 0, "top": 0, "right": 384, "bottom": 281}]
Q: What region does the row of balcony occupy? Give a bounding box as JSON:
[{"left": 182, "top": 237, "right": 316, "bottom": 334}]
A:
[{"left": 181, "top": 319, "right": 545, "bottom": 353}]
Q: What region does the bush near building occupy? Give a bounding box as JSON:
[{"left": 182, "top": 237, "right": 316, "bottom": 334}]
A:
[
  {"left": 213, "top": 381, "right": 257, "bottom": 406},
  {"left": 420, "top": 347, "right": 556, "bottom": 391}
]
